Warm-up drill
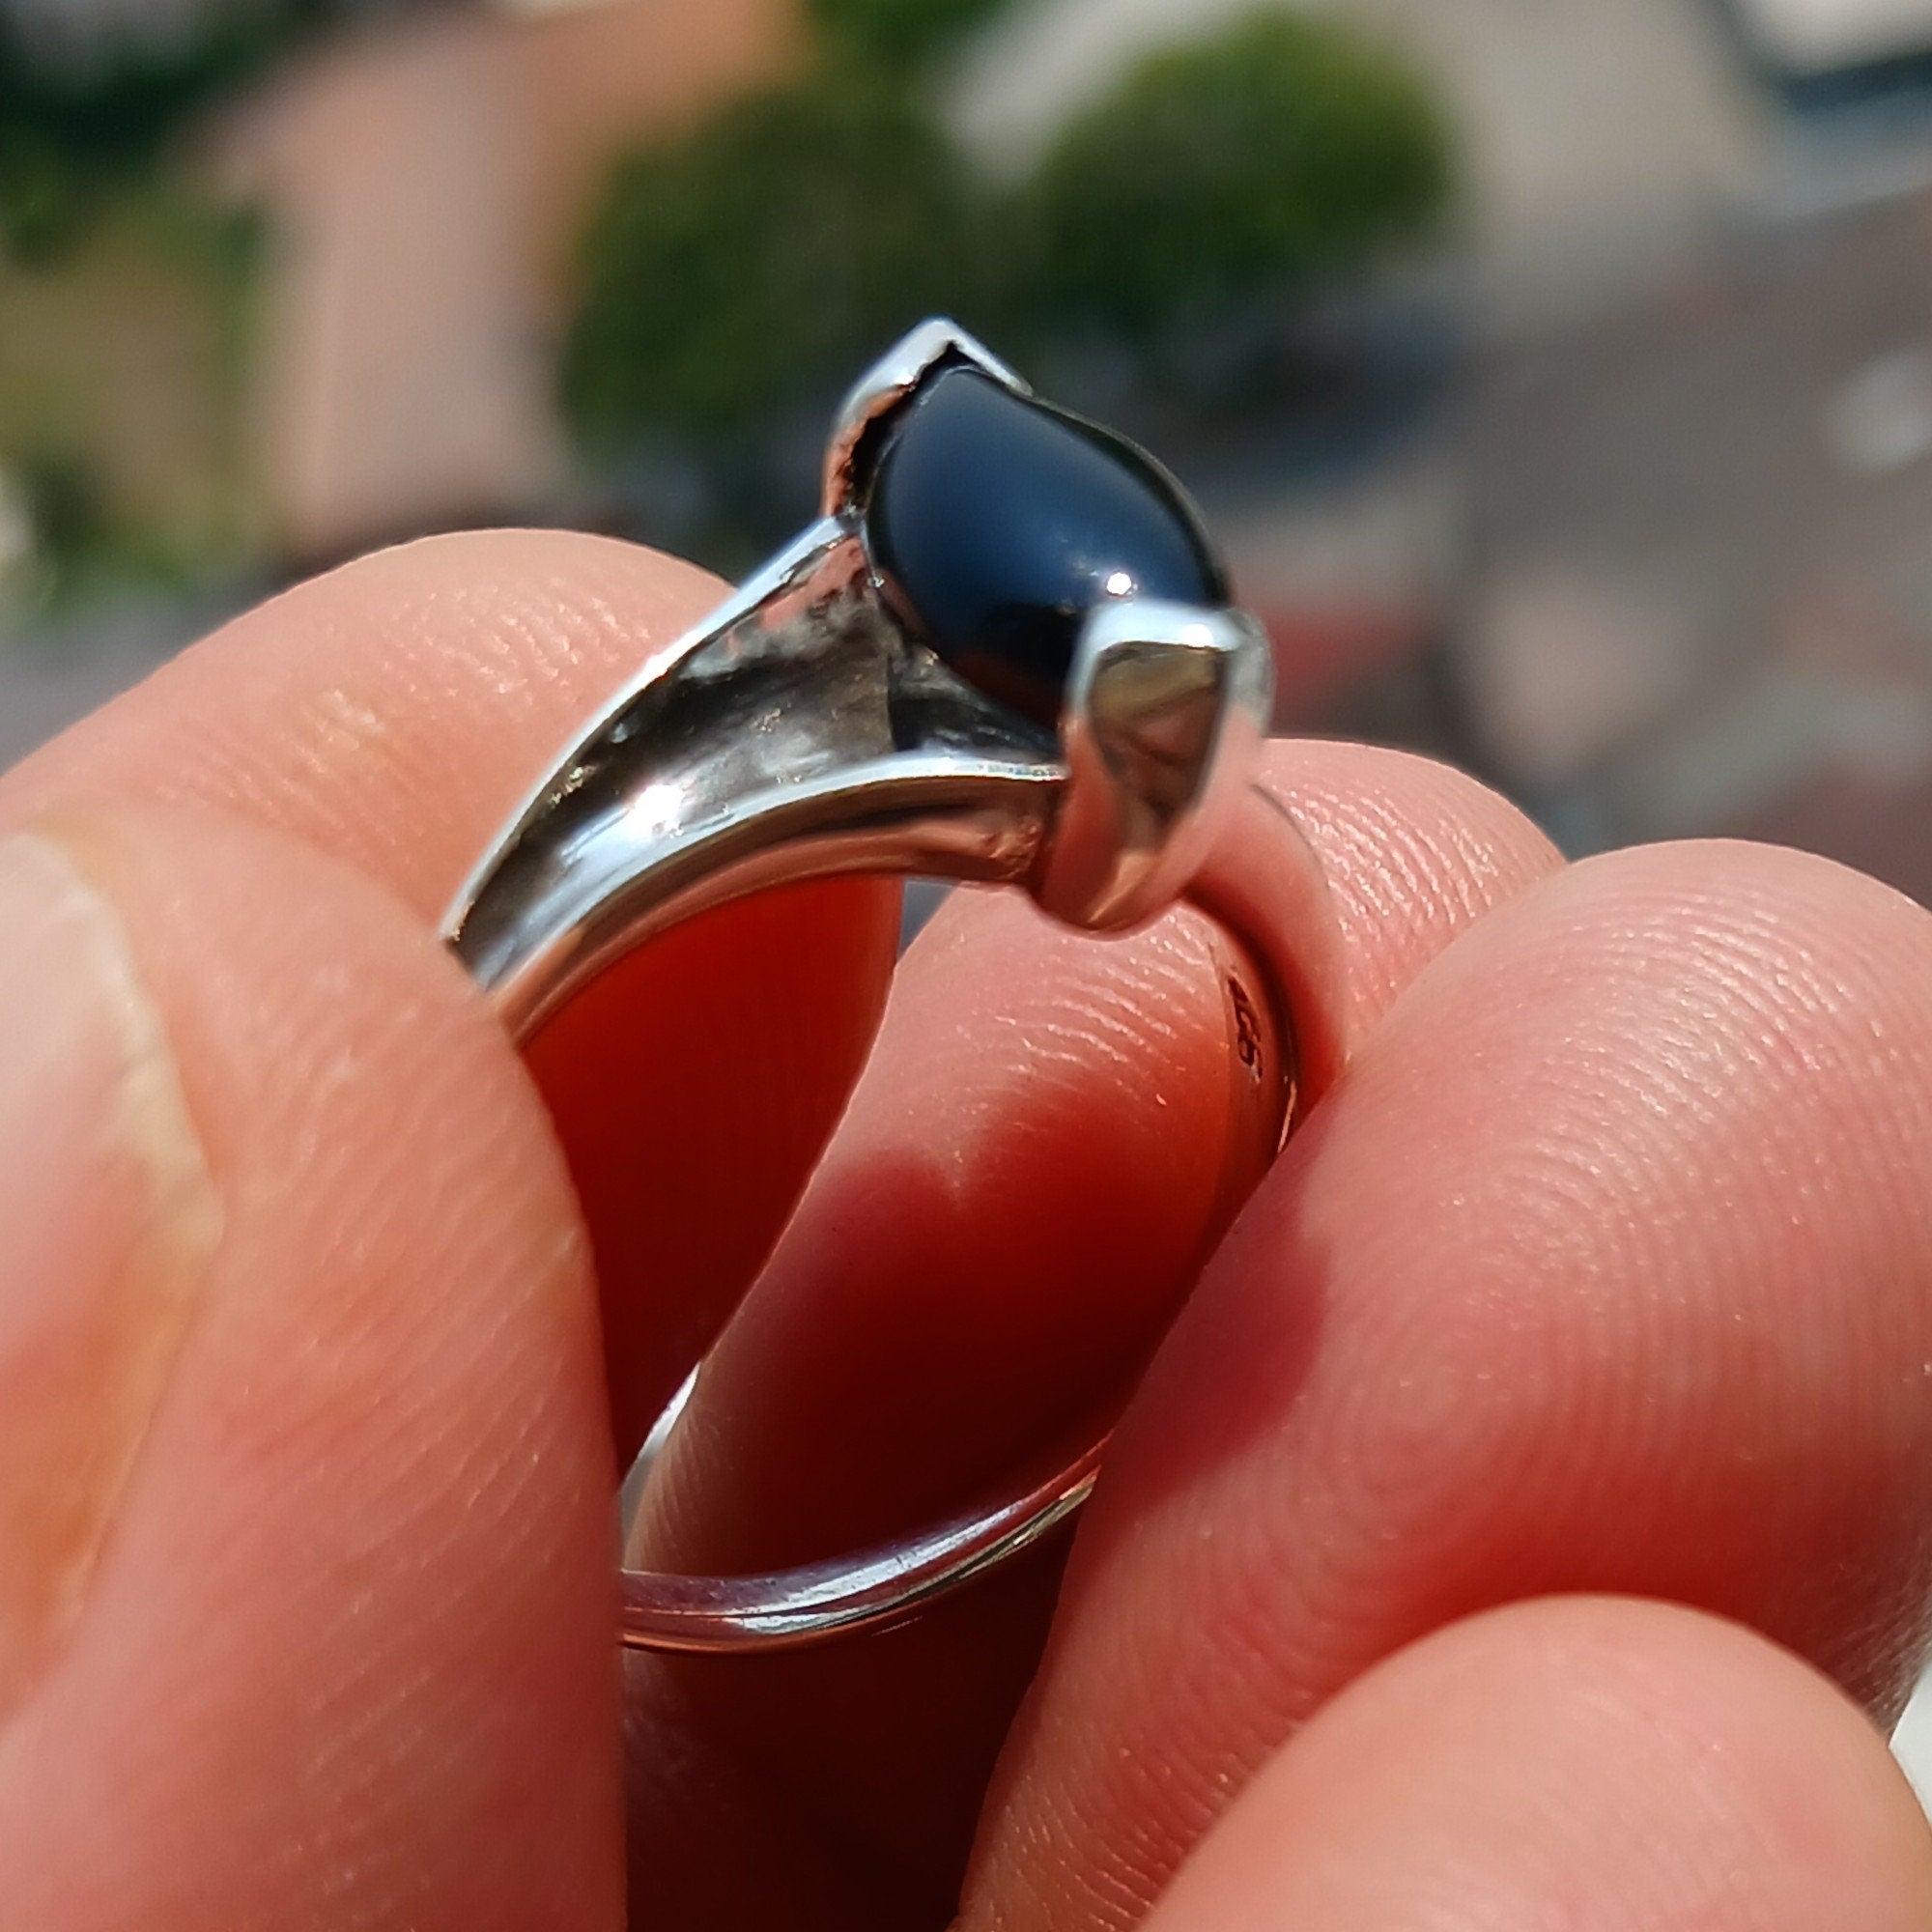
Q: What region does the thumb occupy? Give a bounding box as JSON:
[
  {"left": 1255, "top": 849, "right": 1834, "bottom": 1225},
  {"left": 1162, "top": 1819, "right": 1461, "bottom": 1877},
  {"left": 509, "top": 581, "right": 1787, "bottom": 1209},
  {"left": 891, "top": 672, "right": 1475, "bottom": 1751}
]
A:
[{"left": 0, "top": 807, "right": 618, "bottom": 1931}]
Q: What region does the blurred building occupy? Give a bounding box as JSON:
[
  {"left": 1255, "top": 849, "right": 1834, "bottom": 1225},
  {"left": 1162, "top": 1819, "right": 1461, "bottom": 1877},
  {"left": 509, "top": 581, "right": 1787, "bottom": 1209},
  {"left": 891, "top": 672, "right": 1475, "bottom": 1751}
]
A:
[
  {"left": 12, "top": 0, "right": 1932, "bottom": 926},
  {"left": 1465, "top": 192, "right": 1932, "bottom": 898},
  {"left": 205, "top": 0, "right": 804, "bottom": 558}
]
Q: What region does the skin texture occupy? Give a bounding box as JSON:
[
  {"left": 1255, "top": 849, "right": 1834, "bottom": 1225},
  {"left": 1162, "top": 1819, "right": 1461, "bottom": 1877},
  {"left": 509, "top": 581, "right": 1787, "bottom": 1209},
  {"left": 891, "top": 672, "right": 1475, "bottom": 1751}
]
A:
[
  {"left": 0, "top": 531, "right": 1927, "bottom": 1930},
  {"left": 1141, "top": 1597, "right": 1932, "bottom": 1932}
]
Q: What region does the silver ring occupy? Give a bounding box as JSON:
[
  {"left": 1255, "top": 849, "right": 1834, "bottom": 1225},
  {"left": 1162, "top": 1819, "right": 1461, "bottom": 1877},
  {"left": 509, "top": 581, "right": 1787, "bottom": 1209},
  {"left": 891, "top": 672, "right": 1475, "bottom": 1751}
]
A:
[{"left": 441, "top": 320, "right": 1341, "bottom": 1654}]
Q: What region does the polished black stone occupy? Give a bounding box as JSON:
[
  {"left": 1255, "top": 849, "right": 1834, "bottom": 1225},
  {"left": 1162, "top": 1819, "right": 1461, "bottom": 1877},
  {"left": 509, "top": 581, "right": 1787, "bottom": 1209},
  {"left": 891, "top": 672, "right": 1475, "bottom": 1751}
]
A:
[{"left": 865, "top": 366, "right": 1228, "bottom": 726}]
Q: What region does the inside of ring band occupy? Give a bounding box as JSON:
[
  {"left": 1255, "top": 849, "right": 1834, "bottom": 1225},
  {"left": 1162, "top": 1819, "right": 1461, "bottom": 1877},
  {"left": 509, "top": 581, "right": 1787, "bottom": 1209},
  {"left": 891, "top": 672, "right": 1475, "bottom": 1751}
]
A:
[{"left": 601, "top": 872, "right": 1297, "bottom": 1653}]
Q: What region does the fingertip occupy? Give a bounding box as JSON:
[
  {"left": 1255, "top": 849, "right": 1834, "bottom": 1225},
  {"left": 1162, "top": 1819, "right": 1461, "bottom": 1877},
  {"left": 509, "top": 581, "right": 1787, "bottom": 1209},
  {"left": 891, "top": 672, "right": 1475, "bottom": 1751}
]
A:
[
  {"left": 637, "top": 887, "right": 1253, "bottom": 1571},
  {"left": 1258, "top": 739, "right": 1562, "bottom": 1030},
  {"left": 1140, "top": 1598, "right": 1932, "bottom": 1932},
  {"left": 0, "top": 528, "right": 728, "bottom": 916},
  {"left": 966, "top": 832, "right": 1932, "bottom": 1932}
]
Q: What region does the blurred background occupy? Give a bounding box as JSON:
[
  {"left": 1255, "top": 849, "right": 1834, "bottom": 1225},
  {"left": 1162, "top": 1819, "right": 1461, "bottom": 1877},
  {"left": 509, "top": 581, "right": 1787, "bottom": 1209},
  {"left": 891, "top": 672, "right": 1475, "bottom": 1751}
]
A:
[
  {"left": 14, "top": 0, "right": 1932, "bottom": 890},
  {"left": 7, "top": 0, "right": 1932, "bottom": 1779}
]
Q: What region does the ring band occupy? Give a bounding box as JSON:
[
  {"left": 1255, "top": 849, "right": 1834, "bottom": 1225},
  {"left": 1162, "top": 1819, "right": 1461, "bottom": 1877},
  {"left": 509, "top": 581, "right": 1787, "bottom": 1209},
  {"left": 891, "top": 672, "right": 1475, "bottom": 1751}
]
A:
[{"left": 442, "top": 321, "right": 1341, "bottom": 1653}]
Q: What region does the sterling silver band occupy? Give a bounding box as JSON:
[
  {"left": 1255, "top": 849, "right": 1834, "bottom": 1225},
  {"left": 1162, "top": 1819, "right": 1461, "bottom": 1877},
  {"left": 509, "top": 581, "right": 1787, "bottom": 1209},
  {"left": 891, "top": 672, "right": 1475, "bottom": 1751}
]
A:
[{"left": 442, "top": 322, "right": 1340, "bottom": 1654}]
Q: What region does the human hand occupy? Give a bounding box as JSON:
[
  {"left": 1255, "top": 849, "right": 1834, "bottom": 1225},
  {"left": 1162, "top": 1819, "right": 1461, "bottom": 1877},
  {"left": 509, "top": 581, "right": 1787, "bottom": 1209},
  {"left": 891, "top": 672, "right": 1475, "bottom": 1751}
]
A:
[{"left": 1, "top": 533, "right": 1930, "bottom": 1929}]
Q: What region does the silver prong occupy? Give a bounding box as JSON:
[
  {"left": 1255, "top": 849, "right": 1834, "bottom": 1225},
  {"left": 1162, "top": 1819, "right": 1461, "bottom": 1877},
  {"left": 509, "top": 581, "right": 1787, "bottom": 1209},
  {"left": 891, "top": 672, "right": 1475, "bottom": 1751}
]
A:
[
  {"left": 821, "top": 317, "right": 1028, "bottom": 516},
  {"left": 1033, "top": 598, "right": 1273, "bottom": 931}
]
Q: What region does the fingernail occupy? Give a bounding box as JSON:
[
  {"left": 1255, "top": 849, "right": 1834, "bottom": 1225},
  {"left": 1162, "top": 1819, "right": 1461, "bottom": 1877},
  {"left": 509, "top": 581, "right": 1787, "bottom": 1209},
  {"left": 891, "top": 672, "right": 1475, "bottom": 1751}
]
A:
[{"left": 0, "top": 833, "right": 218, "bottom": 1717}]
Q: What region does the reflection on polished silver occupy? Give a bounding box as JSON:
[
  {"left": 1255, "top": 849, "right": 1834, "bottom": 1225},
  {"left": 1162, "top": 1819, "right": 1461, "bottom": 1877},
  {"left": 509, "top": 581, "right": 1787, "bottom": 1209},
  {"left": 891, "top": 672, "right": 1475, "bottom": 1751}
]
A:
[{"left": 444, "top": 319, "right": 1324, "bottom": 1654}]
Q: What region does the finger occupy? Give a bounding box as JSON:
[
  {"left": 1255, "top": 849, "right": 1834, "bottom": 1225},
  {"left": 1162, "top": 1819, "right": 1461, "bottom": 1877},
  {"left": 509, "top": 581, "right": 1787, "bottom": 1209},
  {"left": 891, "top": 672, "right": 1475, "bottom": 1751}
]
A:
[
  {"left": 621, "top": 744, "right": 1560, "bottom": 1920},
  {"left": 624, "top": 898, "right": 1259, "bottom": 1931},
  {"left": 0, "top": 531, "right": 723, "bottom": 914},
  {"left": 645, "top": 743, "right": 1561, "bottom": 1553},
  {"left": 0, "top": 804, "right": 616, "bottom": 1930},
  {"left": 1145, "top": 1597, "right": 1932, "bottom": 1932},
  {"left": 1260, "top": 738, "right": 1566, "bottom": 1036},
  {"left": 966, "top": 838, "right": 1932, "bottom": 1931},
  {"left": 525, "top": 883, "right": 895, "bottom": 1452},
  {"left": 0, "top": 532, "right": 901, "bottom": 1455}
]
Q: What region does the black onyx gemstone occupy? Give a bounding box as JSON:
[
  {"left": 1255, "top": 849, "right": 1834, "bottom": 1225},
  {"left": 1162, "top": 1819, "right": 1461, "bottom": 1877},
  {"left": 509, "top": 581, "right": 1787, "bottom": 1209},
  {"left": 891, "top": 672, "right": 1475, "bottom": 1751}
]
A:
[{"left": 865, "top": 366, "right": 1229, "bottom": 726}]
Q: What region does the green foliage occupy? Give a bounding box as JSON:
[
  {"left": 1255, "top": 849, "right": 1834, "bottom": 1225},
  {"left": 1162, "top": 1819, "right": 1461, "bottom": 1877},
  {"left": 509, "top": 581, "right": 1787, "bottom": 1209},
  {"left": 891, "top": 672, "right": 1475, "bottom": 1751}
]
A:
[
  {"left": 808, "top": 0, "right": 1016, "bottom": 70},
  {"left": 1019, "top": 11, "right": 1452, "bottom": 339},
  {"left": 14, "top": 453, "right": 105, "bottom": 569},
  {"left": 0, "top": 11, "right": 289, "bottom": 169},
  {"left": 0, "top": 2, "right": 326, "bottom": 265},
  {"left": 0, "top": 452, "right": 113, "bottom": 612},
  {"left": 0, "top": 129, "right": 90, "bottom": 268},
  {"left": 562, "top": 74, "right": 984, "bottom": 448},
  {"left": 559, "top": 7, "right": 1457, "bottom": 485}
]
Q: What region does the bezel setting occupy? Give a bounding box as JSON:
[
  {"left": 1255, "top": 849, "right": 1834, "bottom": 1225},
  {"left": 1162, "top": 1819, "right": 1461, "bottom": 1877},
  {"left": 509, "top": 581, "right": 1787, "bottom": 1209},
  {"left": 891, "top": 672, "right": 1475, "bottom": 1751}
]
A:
[
  {"left": 447, "top": 318, "right": 1277, "bottom": 1037},
  {"left": 830, "top": 318, "right": 1273, "bottom": 934},
  {"left": 822, "top": 318, "right": 1025, "bottom": 518},
  {"left": 1039, "top": 597, "right": 1273, "bottom": 930}
]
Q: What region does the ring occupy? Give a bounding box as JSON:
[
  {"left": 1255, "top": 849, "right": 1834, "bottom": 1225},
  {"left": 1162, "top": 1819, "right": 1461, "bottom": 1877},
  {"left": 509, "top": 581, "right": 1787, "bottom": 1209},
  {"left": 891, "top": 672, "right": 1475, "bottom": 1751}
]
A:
[{"left": 441, "top": 320, "right": 1341, "bottom": 1654}]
